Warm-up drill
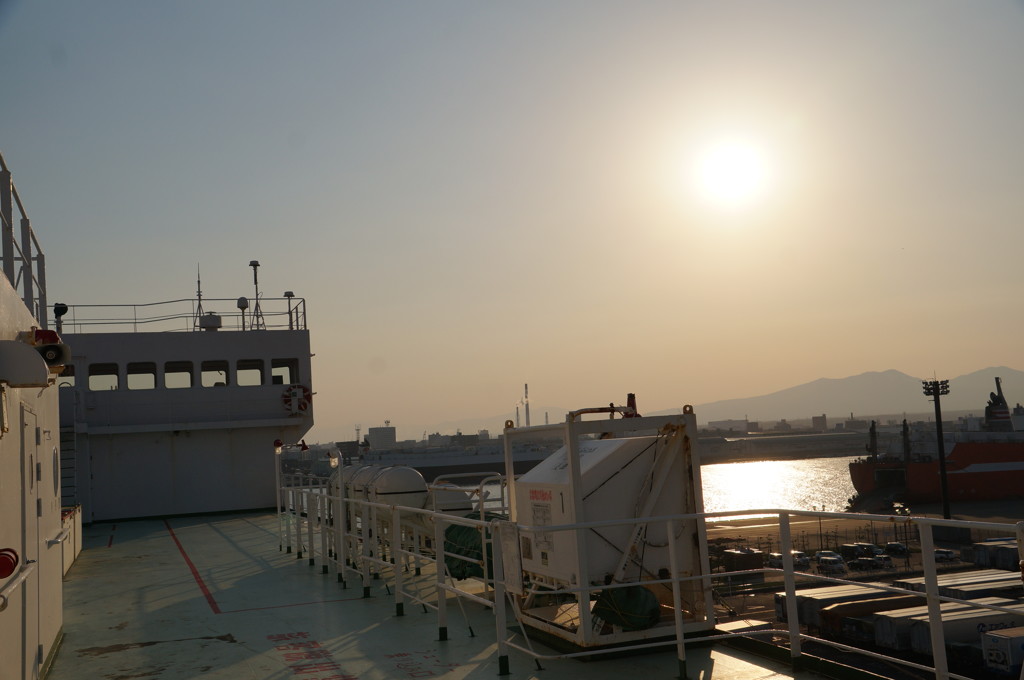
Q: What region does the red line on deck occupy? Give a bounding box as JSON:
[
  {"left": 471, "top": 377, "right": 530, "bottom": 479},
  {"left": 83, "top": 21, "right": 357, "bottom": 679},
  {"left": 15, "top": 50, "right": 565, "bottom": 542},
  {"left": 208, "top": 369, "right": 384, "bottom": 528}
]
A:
[{"left": 164, "top": 519, "right": 222, "bottom": 615}]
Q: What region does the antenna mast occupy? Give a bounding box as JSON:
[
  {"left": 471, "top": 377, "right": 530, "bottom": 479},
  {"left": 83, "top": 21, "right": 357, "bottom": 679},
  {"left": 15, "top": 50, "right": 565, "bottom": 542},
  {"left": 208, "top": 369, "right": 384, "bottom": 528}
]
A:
[
  {"left": 193, "top": 263, "right": 205, "bottom": 330},
  {"left": 249, "top": 260, "right": 266, "bottom": 330}
]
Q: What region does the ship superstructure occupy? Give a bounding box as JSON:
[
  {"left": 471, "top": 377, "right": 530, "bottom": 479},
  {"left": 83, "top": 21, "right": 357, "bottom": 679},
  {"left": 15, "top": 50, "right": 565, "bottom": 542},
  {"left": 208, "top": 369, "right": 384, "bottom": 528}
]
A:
[
  {"left": 0, "top": 153, "right": 67, "bottom": 679},
  {"left": 56, "top": 292, "right": 314, "bottom": 522}
]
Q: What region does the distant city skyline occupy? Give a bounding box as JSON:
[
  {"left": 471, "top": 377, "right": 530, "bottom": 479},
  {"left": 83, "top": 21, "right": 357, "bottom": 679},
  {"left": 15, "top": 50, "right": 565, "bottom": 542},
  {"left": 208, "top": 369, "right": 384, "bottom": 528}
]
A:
[
  {"left": 346, "top": 366, "right": 1024, "bottom": 443},
  {"left": 3, "top": 2, "right": 1024, "bottom": 445}
]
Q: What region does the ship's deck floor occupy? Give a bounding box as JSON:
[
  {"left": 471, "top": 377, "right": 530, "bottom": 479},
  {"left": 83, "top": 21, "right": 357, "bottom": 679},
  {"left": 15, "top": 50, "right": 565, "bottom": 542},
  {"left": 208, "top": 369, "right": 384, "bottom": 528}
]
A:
[{"left": 49, "top": 511, "right": 829, "bottom": 680}]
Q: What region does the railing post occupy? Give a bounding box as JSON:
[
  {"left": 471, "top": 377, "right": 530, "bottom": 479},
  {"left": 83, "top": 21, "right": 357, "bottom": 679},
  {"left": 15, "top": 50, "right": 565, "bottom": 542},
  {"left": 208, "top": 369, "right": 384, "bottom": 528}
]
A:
[
  {"left": 919, "top": 523, "right": 949, "bottom": 680},
  {"left": 667, "top": 518, "right": 687, "bottom": 680},
  {"left": 780, "top": 512, "right": 803, "bottom": 666},
  {"left": 36, "top": 249, "right": 46, "bottom": 329},
  {"left": 294, "top": 473, "right": 304, "bottom": 559},
  {"left": 307, "top": 486, "right": 316, "bottom": 566},
  {"left": 20, "top": 216, "right": 33, "bottom": 311},
  {"left": 492, "top": 520, "right": 510, "bottom": 676},
  {"left": 360, "top": 499, "right": 372, "bottom": 598},
  {"left": 333, "top": 488, "right": 346, "bottom": 586},
  {"left": 1, "top": 167, "right": 13, "bottom": 284},
  {"left": 435, "top": 513, "right": 448, "bottom": 641},
  {"left": 392, "top": 505, "right": 404, "bottom": 617},
  {"left": 284, "top": 474, "right": 294, "bottom": 553},
  {"left": 319, "top": 492, "right": 329, "bottom": 573},
  {"left": 276, "top": 458, "right": 284, "bottom": 551}
]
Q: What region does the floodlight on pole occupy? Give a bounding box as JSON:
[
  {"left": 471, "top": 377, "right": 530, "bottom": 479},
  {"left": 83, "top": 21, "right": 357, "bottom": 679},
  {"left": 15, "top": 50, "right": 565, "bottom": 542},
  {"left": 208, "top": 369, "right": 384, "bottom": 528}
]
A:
[{"left": 922, "top": 379, "right": 951, "bottom": 519}]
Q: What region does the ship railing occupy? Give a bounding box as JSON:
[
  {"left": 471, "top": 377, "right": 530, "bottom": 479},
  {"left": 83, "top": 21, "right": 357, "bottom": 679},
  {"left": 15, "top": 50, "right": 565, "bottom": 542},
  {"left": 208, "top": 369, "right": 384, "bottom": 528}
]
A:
[
  {"left": 50, "top": 296, "right": 307, "bottom": 333},
  {"left": 273, "top": 478, "right": 1022, "bottom": 680},
  {"left": 0, "top": 152, "right": 49, "bottom": 327},
  {"left": 277, "top": 474, "right": 497, "bottom": 618},
  {"left": 429, "top": 472, "right": 512, "bottom": 519}
]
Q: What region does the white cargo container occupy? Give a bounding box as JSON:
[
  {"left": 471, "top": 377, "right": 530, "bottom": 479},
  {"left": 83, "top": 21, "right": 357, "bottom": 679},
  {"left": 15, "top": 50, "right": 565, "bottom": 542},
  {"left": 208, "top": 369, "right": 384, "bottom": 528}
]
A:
[
  {"left": 872, "top": 597, "right": 1017, "bottom": 651},
  {"left": 515, "top": 433, "right": 698, "bottom": 588},
  {"left": 790, "top": 583, "right": 891, "bottom": 628},
  {"left": 506, "top": 409, "right": 714, "bottom": 648},
  {"left": 910, "top": 602, "right": 1024, "bottom": 655},
  {"left": 983, "top": 626, "right": 1024, "bottom": 674},
  {"left": 892, "top": 569, "right": 1011, "bottom": 594}
]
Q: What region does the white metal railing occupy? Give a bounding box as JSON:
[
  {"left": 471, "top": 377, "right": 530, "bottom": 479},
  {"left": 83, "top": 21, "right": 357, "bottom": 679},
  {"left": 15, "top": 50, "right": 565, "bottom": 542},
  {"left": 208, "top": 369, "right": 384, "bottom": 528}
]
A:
[
  {"left": 272, "top": 471, "right": 1024, "bottom": 680},
  {"left": 0, "top": 152, "right": 48, "bottom": 327},
  {"left": 52, "top": 297, "right": 307, "bottom": 334}
]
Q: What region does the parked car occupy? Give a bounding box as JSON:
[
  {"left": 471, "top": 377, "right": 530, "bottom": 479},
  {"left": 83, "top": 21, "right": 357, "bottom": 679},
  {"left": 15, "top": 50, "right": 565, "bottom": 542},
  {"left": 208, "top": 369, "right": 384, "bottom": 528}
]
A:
[
  {"left": 885, "top": 542, "right": 908, "bottom": 556},
  {"left": 839, "top": 544, "right": 863, "bottom": 561},
  {"left": 815, "top": 550, "right": 842, "bottom": 563},
  {"left": 855, "top": 542, "right": 884, "bottom": 557},
  {"left": 848, "top": 556, "right": 882, "bottom": 571},
  {"left": 878, "top": 555, "right": 894, "bottom": 568},
  {"left": 765, "top": 551, "right": 811, "bottom": 570},
  {"left": 934, "top": 548, "right": 959, "bottom": 562},
  {"left": 817, "top": 556, "right": 847, "bottom": 575}
]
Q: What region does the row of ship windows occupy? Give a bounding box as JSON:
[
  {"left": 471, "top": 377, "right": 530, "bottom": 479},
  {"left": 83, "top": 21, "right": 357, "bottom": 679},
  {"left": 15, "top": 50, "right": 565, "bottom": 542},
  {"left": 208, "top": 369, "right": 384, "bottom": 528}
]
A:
[{"left": 59, "top": 358, "right": 301, "bottom": 391}]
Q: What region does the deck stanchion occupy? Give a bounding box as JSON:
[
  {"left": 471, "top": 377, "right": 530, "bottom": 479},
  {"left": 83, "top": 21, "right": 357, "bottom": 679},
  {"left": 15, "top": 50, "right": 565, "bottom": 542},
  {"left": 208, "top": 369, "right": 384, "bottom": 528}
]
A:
[
  {"left": 295, "top": 474, "right": 305, "bottom": 559},
  {"left": 359, "top": 499, "right": 372, "bottom": 598},
  {"left": 919, "top": 524, "right": 950, "bottom": 680},
  {"left": 491, "top": 520, "right": 510, "bottom": 676},
  {"left": 274, "top": 441, "right": 284, "bottom": 550},
  {"left": 779, "top": 512, "right": 802, "bottom": 667},
  {"left": 666, "top": 518, "right": 687, "bottom": 680},
  {"left": 284, "top": 474, "right": 294, "bottom": 553},
  {"left": 307, "top": 484, "right": 316, "bottom": 566},
  {"left": 333, "top": 489, "right": 346, "bottom": 586},
  {"left": 319, "top": 492, "right": 330, "bottom": 574},
  {"left": 435, "top": 513, "right": 448, "bottom": 641},
  {"left": 392, "top": 505, "right": 405, "bottom": 616}
]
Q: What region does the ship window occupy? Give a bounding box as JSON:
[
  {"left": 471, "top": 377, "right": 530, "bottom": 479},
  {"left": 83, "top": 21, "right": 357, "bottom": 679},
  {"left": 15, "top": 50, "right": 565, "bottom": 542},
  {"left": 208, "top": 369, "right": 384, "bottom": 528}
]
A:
[
  {"left": 271, "top": 358, "right": 299, "bottom": 385},
  {"left": 59, "top": 364, "right": 75, "bottom": 388},
  {"left": 88, "top": 363, "right": 119, "bottom": 391},
  {"left": 126, "top": 362, "right": 157, "bottom": 390},
  {"left": 165, "top": 361, "right": 193, "bottom": 389},
  {"left": 201, "top": 360, "right": 230, "bottom": 387},
  {"left": 236, "top": 359, "right": 264, "bottom": 386}
]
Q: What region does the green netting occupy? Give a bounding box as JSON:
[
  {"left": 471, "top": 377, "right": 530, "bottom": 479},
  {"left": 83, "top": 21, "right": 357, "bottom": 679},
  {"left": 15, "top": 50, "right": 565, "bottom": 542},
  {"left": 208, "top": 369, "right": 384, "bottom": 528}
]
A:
[
  {"left": 593, "top": 585, "right": 661, "bottom": 631},
  {"left": 443, "top": 514, "right": 503, "bottom": 580}
]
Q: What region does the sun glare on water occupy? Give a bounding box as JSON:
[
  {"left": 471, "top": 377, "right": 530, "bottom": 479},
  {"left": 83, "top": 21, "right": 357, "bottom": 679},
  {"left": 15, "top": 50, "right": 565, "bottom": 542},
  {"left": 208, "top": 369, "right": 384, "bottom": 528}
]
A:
[{"left": 692, "top": 139, "right": 774, "bottom": 211}]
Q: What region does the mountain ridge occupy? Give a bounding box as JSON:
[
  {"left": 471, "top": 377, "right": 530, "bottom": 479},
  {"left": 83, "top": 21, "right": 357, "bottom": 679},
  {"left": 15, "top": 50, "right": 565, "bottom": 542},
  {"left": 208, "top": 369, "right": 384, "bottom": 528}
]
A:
[
  {"left": 414, "top": 367, "right": 1024, "bottom": 439},
  {"left": 680, "top": 366, "right": 1024, "bottom": 424}
]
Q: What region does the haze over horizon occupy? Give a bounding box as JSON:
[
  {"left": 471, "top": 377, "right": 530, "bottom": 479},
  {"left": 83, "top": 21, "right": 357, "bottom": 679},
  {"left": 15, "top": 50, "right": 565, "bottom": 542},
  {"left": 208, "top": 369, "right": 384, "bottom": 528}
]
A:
[{"left": 4, "top": 2, "right": 1024, "bottom": 444}]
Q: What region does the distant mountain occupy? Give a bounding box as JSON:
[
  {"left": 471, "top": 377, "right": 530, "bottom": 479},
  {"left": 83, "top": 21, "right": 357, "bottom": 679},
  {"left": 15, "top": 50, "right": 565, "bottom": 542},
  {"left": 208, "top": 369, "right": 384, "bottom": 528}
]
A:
[
  {"left": 673, "top": 367, "right": 1024, "bottom": 425},
  {"left": 412, "top": 367, "right": 1024, "bottom": 439}
]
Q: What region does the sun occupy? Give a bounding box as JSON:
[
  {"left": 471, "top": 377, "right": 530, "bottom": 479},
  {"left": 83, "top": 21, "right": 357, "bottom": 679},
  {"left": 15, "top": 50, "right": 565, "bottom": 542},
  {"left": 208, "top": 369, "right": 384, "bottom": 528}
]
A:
[{"left": 692, "top": 139, "right": 773, "bottom": 210}]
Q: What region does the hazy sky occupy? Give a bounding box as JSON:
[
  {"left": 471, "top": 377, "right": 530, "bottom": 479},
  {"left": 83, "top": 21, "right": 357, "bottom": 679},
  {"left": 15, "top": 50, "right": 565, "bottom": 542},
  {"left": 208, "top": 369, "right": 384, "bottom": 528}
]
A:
[{"left": 3, "top": 2, "right": 1023, "bottom": 442}]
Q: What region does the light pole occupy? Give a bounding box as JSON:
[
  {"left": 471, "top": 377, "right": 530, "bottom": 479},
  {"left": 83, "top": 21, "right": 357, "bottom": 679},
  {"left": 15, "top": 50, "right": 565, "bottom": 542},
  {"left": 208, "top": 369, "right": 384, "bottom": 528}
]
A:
[
  {"left": 274, "top": 439, "right": 284, "bottom": 550},
  {"left": 922, "top": 379, "right": 952, "bottom": 520},
  {"left": 815, "top": 506, "right": 824, "bottom": 552}
]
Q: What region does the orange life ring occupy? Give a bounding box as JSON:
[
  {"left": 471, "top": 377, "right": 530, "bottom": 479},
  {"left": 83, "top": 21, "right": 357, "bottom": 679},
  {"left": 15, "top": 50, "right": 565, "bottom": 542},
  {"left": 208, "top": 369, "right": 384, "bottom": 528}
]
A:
[{"left": 282, "top": 384, "right": 312, "bottom": 412}]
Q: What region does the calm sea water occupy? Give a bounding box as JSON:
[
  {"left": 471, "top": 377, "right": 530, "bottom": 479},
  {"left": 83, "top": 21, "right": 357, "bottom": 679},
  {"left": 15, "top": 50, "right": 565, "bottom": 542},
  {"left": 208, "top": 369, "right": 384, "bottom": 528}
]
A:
[{"left": 700, "top": 455, "right": 859, "bottom": 515}]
